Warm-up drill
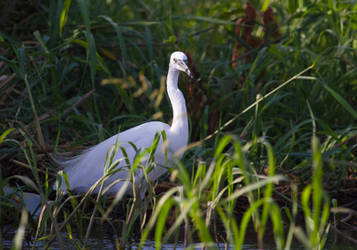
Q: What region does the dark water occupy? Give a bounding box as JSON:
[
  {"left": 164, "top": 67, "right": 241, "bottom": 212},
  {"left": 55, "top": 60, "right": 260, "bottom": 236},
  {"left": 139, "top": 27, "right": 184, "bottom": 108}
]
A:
[
  {"left": 2, "top": 231, "right": 251, "bottom": 249},
  {"left": 2, "top": 224, "right": 356, "bottom": 249}
]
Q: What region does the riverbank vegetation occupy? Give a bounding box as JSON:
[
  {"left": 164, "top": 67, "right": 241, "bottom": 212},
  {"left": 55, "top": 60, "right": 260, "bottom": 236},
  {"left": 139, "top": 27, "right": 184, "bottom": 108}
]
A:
[{"left": 1, "top": 0, "right": 356, "bottom": 249}]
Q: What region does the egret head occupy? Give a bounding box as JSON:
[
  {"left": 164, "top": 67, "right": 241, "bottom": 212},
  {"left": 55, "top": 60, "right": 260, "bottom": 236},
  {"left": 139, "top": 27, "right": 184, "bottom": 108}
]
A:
[{"left": 170, "top": 51, "right": 192, "bottom": 78}]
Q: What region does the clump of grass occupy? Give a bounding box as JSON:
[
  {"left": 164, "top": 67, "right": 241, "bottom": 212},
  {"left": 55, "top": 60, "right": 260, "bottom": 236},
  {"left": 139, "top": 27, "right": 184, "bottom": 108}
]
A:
[{"left": 138, "top": 134, "right": 333, "bottom": 249}]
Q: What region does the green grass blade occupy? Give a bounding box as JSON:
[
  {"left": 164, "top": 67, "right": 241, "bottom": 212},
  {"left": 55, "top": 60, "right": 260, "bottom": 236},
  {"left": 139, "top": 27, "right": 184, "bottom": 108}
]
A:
[
  {"left": 0, "top": 128, "right": 15, "bottom": 145},
  {"left": 204, "top": 64, "right": 315, "bottom": 141},
  {"left": 262, "top": 0, "right": 271, "bottom": 11},
  {"left": 60, "top": 0, "right": 72, "bottom": 37},
  {"left": 321, "top": 81, "right": 357, "bottom": 119},
  {"left": 77, "top": 0, "right": 96, "bottom": 86},
  {"left": 155, "top": 197, "right": 174, "bottom": 249}
]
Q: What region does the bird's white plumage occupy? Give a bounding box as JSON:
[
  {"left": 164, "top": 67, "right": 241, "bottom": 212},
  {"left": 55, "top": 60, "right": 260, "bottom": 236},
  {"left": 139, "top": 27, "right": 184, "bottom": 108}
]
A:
[
  {"left": 4, "top": 185, "right": 42, "bottom": 217},
  {"left": 55, "top": 51, "right": 191, "bottom": 196}
]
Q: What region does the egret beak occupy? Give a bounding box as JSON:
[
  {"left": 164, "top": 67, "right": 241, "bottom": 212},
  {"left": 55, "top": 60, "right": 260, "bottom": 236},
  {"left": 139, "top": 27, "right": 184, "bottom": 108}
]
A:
[
  {"left": 185, "top": 68, "right": 193, "bottom": 78},
  {"left": 176, "top": 59, "right": 192, "bottom": 78}
]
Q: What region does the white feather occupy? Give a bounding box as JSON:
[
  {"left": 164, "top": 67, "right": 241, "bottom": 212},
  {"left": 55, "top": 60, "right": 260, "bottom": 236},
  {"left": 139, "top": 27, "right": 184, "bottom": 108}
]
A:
[{"left": 55, "top": 51, "right": 191, "bottom": 196}]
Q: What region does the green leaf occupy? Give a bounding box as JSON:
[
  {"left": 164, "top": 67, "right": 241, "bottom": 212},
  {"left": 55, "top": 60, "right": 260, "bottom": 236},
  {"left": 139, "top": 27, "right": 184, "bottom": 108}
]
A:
[
  {"left": 12, "top": 175, "right": 40, "bottom": 194},
  {"left": 0, "top": 128, "right": 15, "bottom": 144},
  {"left": 155, "top": 197, "right": 174, "bottom": 249},
  {"left": 262, "top": 0, "right": 270, "bottom": 11},
  {"left": 77, "top": 0, "right": 97, "bottom": 85},
  {"left": 321, "top": 81, "right": 357, "bottom": 119},
  {"left": 214, "top": 134, "right": 232, "bottom": 159},
  {"left": 87, "top": 32, "right": 97, "bottom": 86},
  {"left": 33, "top": 31, "right": 49, "bottom": 54},
  {"left": 60, "top": 0, "right": 72, "bottom": 37},
  {"left": 100, "top": 16, "right": 128, "bottom": 68},
  {"left": 16, "top": 47, "right": 26, "bottom": 79}
]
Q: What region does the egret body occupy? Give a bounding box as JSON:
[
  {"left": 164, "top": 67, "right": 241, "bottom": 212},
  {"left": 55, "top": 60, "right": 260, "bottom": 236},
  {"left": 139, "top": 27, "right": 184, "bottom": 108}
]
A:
[{"left": 56, "top": 51, "right": 191, "bottom": 195}]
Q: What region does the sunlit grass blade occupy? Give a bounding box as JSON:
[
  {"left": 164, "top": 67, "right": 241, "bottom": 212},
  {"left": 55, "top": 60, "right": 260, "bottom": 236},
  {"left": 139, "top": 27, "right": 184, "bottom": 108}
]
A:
[
  {"left": 258, "top": 139, "right": 276, "bottom": 240},
  {"left": 154, "top": 197, "right": 174, "bottom": 249},
  {"left": 12, "top": 209, "right": 28, "bottom": 250},
  {"left": 0, "top": 128, "right": 15, "bottom": 145},
  {"left": 139, "top": 186, "right": 181, "bottom": 248},
  {"left": 60, "top": 0, "right": 72, "bottom": 37}
]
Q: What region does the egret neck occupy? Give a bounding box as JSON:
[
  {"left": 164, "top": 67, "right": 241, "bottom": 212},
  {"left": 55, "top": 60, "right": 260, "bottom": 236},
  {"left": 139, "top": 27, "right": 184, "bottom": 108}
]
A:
[{"left": 167, "top": 65, "right": 189, "bottom": 150}]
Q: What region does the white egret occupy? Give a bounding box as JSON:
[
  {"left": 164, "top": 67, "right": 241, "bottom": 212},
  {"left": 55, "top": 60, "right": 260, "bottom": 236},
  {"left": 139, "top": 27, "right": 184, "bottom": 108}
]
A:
[
  {"left": 55, "top": 51, "right": 192, "bottom": 196},
  {"left": 3, "top": 185, "right": 42, "bottom": 217}
]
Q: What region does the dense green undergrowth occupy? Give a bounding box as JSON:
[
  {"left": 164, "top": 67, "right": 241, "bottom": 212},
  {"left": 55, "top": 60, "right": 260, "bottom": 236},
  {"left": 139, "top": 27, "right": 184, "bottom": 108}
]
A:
[{"left": 1, "top": 0, "right": 357, "bottom": 249}]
